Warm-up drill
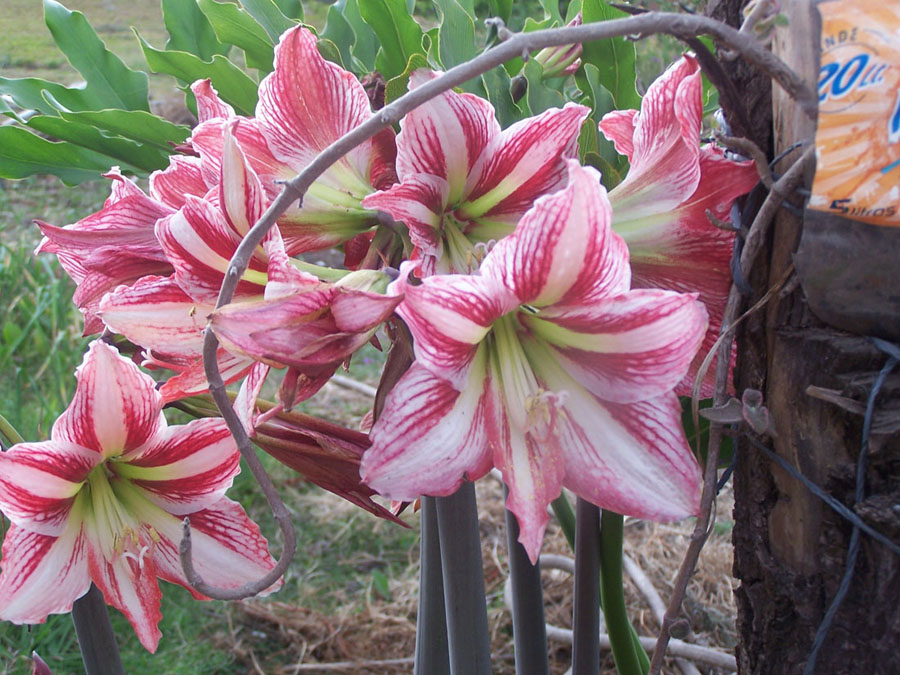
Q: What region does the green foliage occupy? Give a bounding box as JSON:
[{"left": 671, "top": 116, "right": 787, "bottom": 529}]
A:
[
  {"left": 359, "top": 0, "right": 427, "bottom": 80},
  {"left": 137, "top": 33, "right": 259, "bottom": 116},
  {"left": 197, "top": 0, "right": 277, "bottom": 73},
  {"left": 162, "top": 0, "right": 229, "bottom": 61},
  {"left": 42, "top": 0, "right": 150, "bottom": 111}
]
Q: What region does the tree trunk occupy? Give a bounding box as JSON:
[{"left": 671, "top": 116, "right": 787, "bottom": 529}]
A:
[{"left": 711, "top": 1, "right": 900, "bottom": 672}]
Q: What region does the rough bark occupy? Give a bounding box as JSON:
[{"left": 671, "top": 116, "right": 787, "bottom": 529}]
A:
[{"left": 719, "top": 1, "right": 900, "bottom": 673}]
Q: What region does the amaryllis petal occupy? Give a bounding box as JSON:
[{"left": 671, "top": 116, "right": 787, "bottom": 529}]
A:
[
  {"left": 602, "top": 56, "right": 703, "bottom": 216},
  {"left": 460, "top": 103, "right": 589, "bottom": 222},
  {"left": 397, "top": 70, "right": 500, "bottom": 202},
  {"left": 257, "top": 26, "right": 392, "bottom": 187},
  {"left": 482, "top": 161, "right": 630, "bottom": 307},
  {"left": 144, "top": 498, "right": 281, "bottom": 601},
  {"left": 0, "top": 522, "right": 89, "bottom": 625},
  {"left": 191, "top": 79, "right": 235, "bottom": 123},
  {"left": 156, "top": 349, "right": 254, "bottom": 404},
  {"left": 155, "top": 198, "right": 268, "bottom": 304},
  {"left": 149, "top": 155, "right": 208, "bottom": 210},
  {"left": 99, "top": 276, "right": 210, "bottom": 356},
  {"left": 489, "top": 361, "right": 565, "bottom": 562},
  {"left": 525, "top": 352, "right": 701, "bottom": 519},
  {"left": 361, "top": 359, "right": 494, "bottom": 500},
  {"left": 53, "top": 342, "right": 163, "bottom": 459},
  {"left": 362, "top": 174, "right": 449, "bottom": 271},
  {"left": 116, "top": 418, "right": 239, "bottom": 515},
  {"left": 597, "top": 109, "right": 637, "bottom": 160},
  {"left": 561, "top": 392, "right": 701, "bottom": 520},
  {"left": 527, "top": 289, "right": 708, "bottom": 403},
  {"left": 0, "top": 442, "right": 98, "bottom": 535},
  {"left": 85, "top": 537, "right": 163, "bottom": 652},
  {"left": 218, "top": 123, "right": 267, "bottom": 239},
  {"left": 393, "top": 265, "right": 518, "bottom": 387}
]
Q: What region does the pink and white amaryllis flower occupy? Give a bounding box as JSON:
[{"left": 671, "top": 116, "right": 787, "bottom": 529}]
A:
[
  {"left": 209, "top": 269, "right": 402, "bottom": 408},
  {"left": 34, "top": 162, "right": 205, "bottom": 334},
  {"left": 362, "top": 161, "right": 708, "bottom": 561},
  {"left": 363, "top": 71, "right": 589, "bottom": 275},
  {"left": 599, "top": 55, "right": 758, "bottom": 395},
  {"left": 189, "top": 24, "right": 397, "bottom": 256},
  {"left": 0, "top": 341, "right": 279, "bottom": 652},
  {"left": 99, "top": 124, "right": 316, "bottom": 402}
]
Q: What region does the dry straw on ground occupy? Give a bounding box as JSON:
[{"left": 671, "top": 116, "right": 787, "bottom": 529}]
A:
[{"left": 222, "top": 468, "right": 737, "bottom": 674}]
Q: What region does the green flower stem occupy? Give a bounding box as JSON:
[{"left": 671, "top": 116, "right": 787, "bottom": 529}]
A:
[
  {"left": 572, "top": 498, "right": 601, "bottom": 673},
  {"left": 600, "top": 510, "right": 648, "bottom": 675},
  {"left": 434, "top": 482, "right": 492, "bottom": 674},
  {"left": 0, "top": 412, "right": 25, "bottom": 447},
  {"left": 505, "top": 487, "right": 549, "bottom": 675},
  {"left": 415, "top": 497, "right": 450, "bottom": 675},
  {"left": 551, "top": 493, "right": 577, "bottom": 549},
  {"left": 71, "top": 584, "right": 124, "bottom": 675}
]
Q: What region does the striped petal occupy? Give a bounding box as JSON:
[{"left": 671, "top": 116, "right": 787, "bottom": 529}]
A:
[
  {"left": 482, "top": 161, "right": 630, "bottom": 307},
  {"left": 218, "top": 123, "right": 267, "bottom": 239},
  {"left": 601, "top": 56, "right": 703, "bottom": 218},
  {"left": 396, "top": 69, "right": 500, "bottom": 203},
  {"left": 257, "top": 26, "right": 394, "bottom": 191},
  {"left": 115, "top": 418, "right": 239, "bottom": 515},
  {"left": 362, "top": 358, "right": 495, "bottom": 500},
  {"left": 191, "top": 79, "right": 235, "bottom": 123},
  {"left": 362, "top": 174, "right": 449, "bottom": 275},
  {"left": 524, "top": 289, "right": 708, "bottom": 403},
  {"left": 459, "top": 103, "right": 589, "bottom": 223},
  {"left": 526, "top": 351, "right": 701, "bottom": 521},
  {"left": 52, "top": 342, "right": 164, "bottom": 460},
  {"left": 0, "top": 522, "right": 90, "bottom": 626},
  {"left": 156, "top": 197, "right": 268, "bottom": 304},
  {"left": 148, "top": 155, "right": 208, "bottom": 210},
  {"left": 0, "top": 442, "right": 98, "bottom": 535},
  {"left": 99, "top": 276, "right": 210, "bottom": 357},
  {"left": 84, "top": 529, "right": 163, "bottom": 653},
  {"left": 392, "top": 263, "right": 517, "bottom": 387},
  {"left": 155, "top": 349, "right": 254, "bottom": 404}
]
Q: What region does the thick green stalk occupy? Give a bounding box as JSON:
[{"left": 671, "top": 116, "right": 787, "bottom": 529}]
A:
[
  {"left": 551, "top": 493, "right": 577, "bottom": 550},
  {"left": 599, "top": 510, "right": 647, "bottom": 675}
]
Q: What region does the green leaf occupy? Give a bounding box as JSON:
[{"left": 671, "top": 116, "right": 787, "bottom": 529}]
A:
[
  {"left": 322, "top": 4, "right": 357, "bottom": 70},
  {"left": 43, "top": 0, "right": 149, "bottom": 111},
  {"left": 341, "top": 0, "right": 379, "bottom": 72},
  {"left": 25, "top": 116, "right": 169, "bottom": 173},
  {"left": 137, "top": 33, "right": 259, "bottom": 115},
  {"left": 580, "top": 63, "right": 627, "bottom": 182},
  {"left": 316, "top": 38, "right": 344, "bottom": 69},
  {"left": 538, "top": 0, "right": 563, "bottom": 23},
  {"left": 271, "top": 0, "right": 303, "bottom": 20},
  {"left": 55, "top": 108, "right": 190, "bottom": 152},
  {"left": 359, "top": 0, "right": 426, "bottom": 80},
  {"left": 384, "top": 53, "right": 430, "bottom": 105},
  {"left": 0, "top": 77, "right": 95, "bottom": 115},
  {"left": 198, "top": 0, "right": 275, "bottom": 73},
  {"left": 576, "top": 0, "right": 641, "bottom": 110},
  {"left": 433, "top": 0, "right": 477, "bottom": 70},
  {"left": 162, "top": 0, "right": 228, "bottom": 61},
  {"left": 481, "top": 67, "right": 526, "bottom": 128},
  {"left": 487, "top": 0, "right": 512, "bottom": 23},
  {"left": 240, "top": 0, "right": 299, "bottom": 42},
  {"left": 0, "top": 126, "right": 114, "bottom": 185},
  {"left": 523, "top": 60, "right": 564, "bottom": 115}
]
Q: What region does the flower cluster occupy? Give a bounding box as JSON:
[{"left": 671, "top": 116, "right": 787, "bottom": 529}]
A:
[{"left": 2, "top": 23, "right": 757, "bottom": 647}]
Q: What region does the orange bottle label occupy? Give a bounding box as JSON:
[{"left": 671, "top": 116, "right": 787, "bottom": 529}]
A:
[{"left": 809, "top": 2, "right": 900, "bottom": 226}]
